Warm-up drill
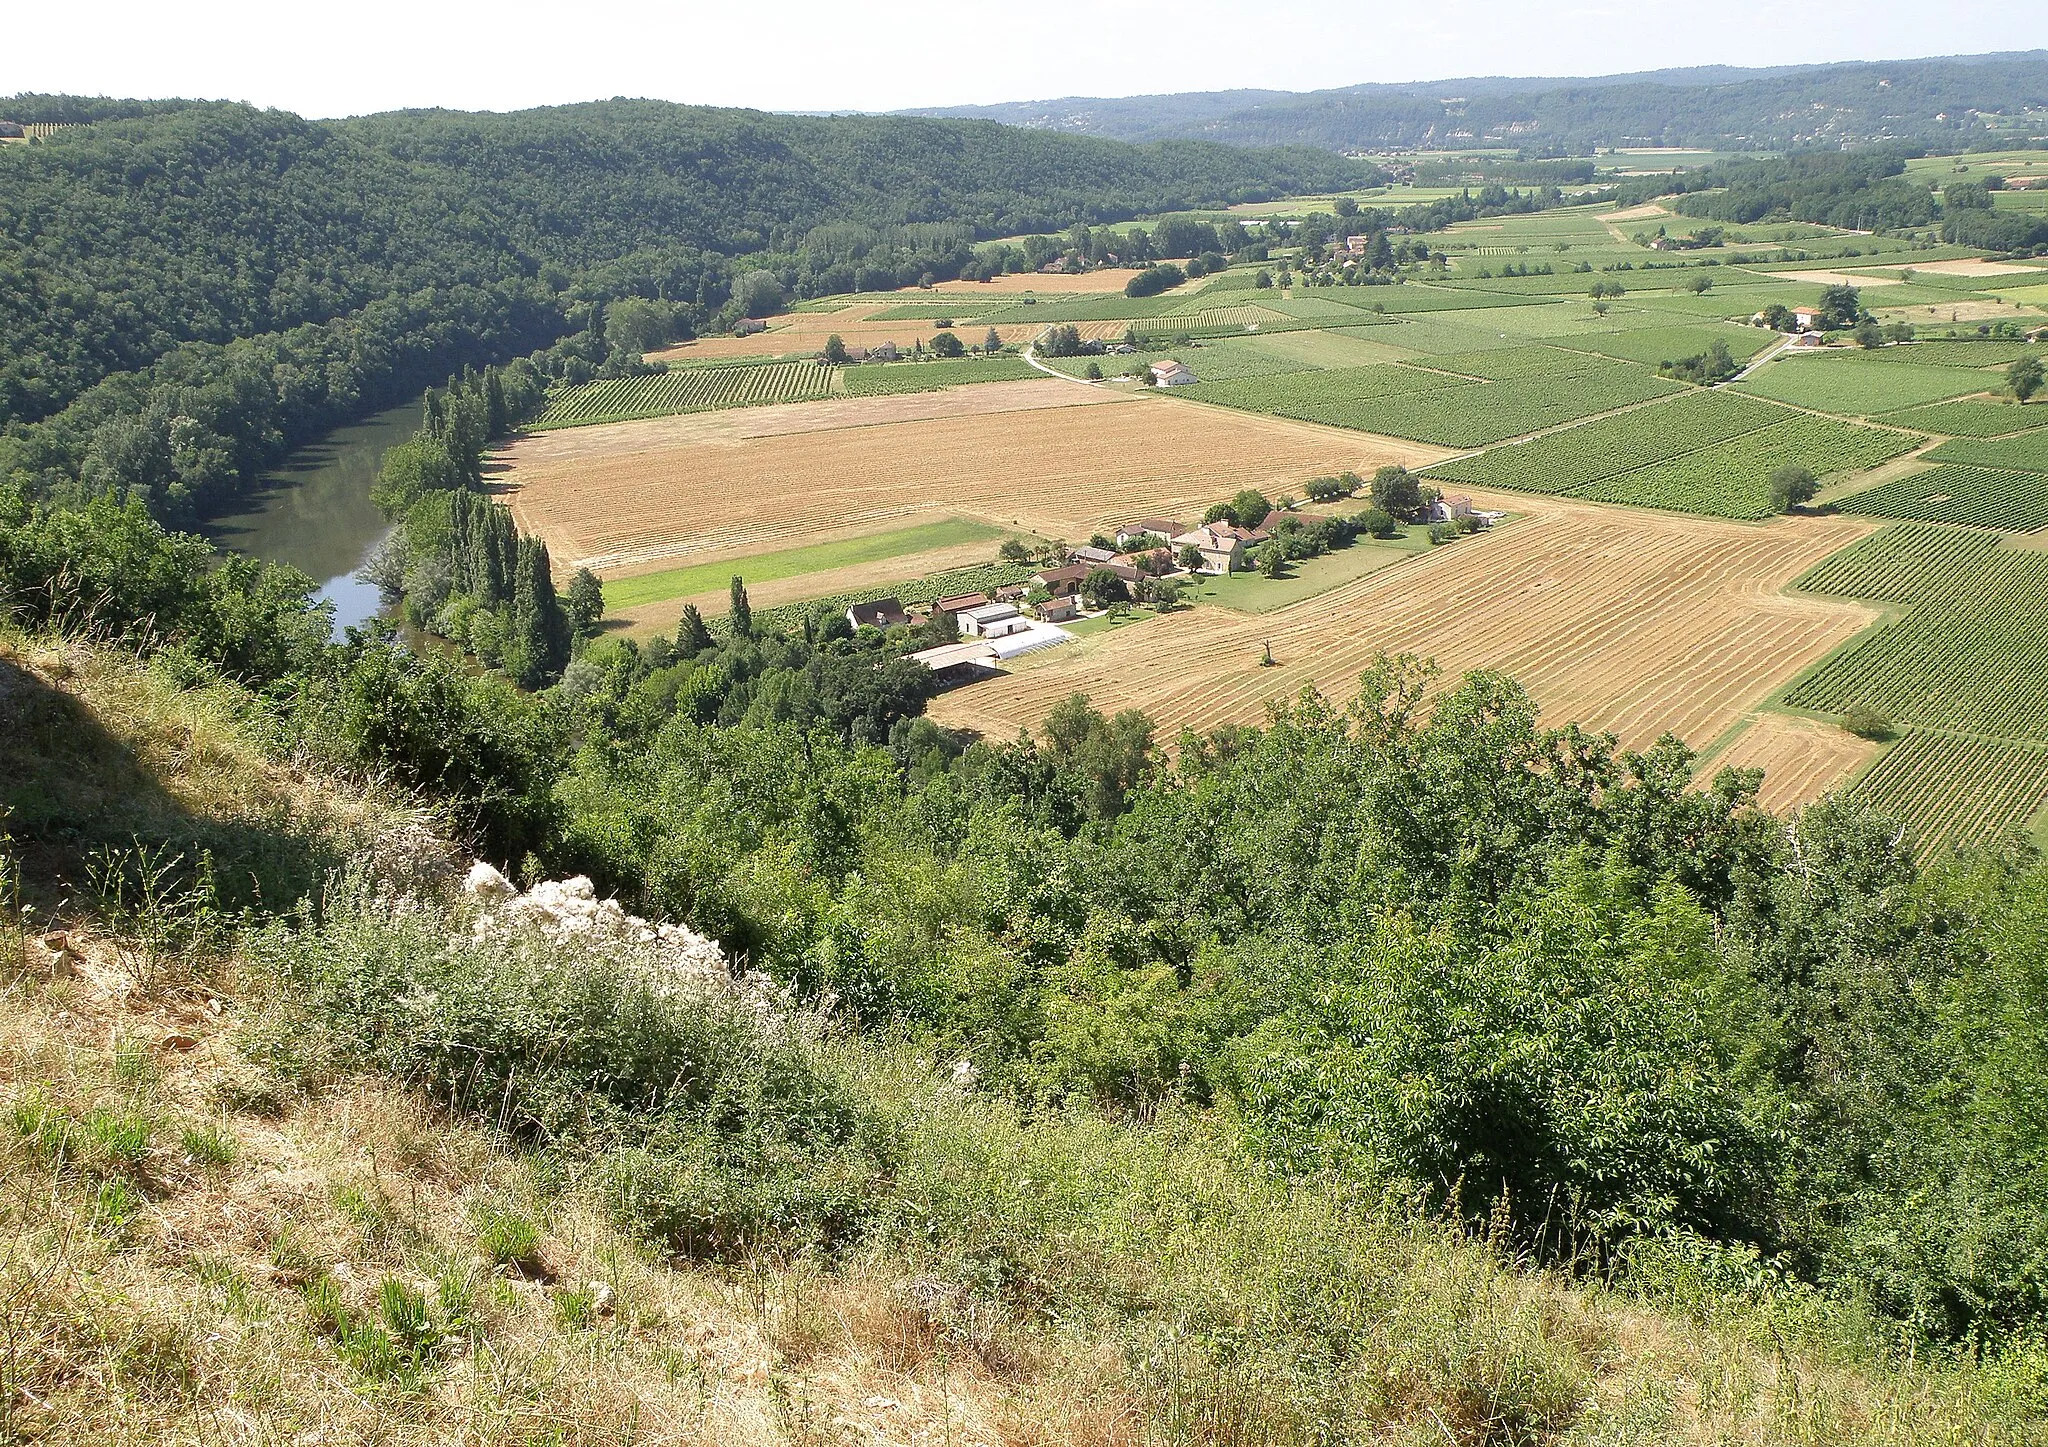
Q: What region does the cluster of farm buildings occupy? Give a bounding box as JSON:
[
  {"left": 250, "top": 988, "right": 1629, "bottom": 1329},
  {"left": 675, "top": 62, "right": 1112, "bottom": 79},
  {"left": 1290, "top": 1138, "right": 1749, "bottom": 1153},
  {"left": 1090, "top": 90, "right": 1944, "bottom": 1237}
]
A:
[{"left": 856, "top": 495, "right": 1490, "bottom": 682}]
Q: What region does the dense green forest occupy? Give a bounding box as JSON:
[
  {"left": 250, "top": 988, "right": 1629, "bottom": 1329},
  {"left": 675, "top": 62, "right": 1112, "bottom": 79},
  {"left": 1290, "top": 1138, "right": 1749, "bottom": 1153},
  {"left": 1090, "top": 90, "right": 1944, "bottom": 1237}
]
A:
[
  {"left": 0, "top": 97, "right": 1365, "bottom": 523},
  {"left": 909, "top": 52, "right": 2048, "bottom": 152}
]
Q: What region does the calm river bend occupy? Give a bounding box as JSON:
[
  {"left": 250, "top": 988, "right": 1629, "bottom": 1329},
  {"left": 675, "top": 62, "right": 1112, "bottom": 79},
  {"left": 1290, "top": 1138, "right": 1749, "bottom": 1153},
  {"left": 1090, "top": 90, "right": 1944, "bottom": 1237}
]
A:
[{"left": 203, "top": 401, "right": 419, "bottom": 634}]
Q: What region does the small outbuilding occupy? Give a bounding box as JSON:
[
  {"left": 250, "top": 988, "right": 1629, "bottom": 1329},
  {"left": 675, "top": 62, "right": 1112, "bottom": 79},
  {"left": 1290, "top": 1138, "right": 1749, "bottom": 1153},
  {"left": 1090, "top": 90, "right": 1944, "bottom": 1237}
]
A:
[{"left": 846, "top": 597, "right": 907, "bottom": 630}]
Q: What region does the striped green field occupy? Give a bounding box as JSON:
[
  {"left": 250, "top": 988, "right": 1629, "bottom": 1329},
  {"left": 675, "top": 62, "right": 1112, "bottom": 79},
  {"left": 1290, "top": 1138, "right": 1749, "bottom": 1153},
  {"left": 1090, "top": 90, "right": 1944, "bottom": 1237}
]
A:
[
  {"left": 1835, "top": 464, "right": 2048, "bottom": 533},
  {"left": 1788, "top": 523, "right": 2048, "bottom": 741},
  {"left": 1929, "top": 431, "right": 2048, "bottom": 473},
  {"left": 536, "top": 361, "right": 836, "bottom": 428},
  {"left": 1425, "top": 389, "right": 1785, "bottom": 498},
  {"left": 1577, "top": 414, "right": 1917, "bottom": 519},
  {"left": 1880, "top": 399, "right": 2048, "bottom": 438},
  {"left": 1852, "top": 730, "right": 2048, "bottom": 853}
]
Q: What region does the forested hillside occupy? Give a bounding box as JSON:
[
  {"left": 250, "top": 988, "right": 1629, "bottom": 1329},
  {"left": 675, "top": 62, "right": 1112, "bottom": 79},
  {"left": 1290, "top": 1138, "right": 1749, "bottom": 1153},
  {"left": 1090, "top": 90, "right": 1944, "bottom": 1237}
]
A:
[
  {"left": 0, "top": 97, "right": 1364, "bottom": 522},
  {"left": 907, "top": 52, "right": 2048, "bottom": 152}
]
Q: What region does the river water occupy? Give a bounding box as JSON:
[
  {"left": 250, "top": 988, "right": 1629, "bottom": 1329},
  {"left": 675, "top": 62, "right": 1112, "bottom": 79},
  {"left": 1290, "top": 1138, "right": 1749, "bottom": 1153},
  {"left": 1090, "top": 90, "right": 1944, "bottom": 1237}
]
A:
[{"left": 204, "top": 402, "right": 419, "bottom": 633}]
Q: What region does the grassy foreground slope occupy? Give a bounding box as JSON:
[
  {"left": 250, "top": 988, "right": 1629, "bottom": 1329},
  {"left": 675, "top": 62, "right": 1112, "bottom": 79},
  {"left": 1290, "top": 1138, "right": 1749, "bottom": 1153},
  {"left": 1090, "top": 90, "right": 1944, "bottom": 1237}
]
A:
[{"left": 1, "top": 636, "right": 2039, "bottom": 1446}]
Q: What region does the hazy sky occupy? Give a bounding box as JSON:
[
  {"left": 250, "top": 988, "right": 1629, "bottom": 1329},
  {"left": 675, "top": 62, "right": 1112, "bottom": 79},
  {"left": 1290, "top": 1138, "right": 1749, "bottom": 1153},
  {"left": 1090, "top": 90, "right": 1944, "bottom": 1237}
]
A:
[{"left": 5, "top": 0, "right": 2042, "bottom": 118}]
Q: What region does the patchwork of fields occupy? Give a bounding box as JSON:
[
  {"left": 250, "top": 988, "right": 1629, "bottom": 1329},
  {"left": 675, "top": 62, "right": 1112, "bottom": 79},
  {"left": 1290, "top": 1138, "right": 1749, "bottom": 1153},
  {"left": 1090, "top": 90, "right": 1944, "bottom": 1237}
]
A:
[{"left": 506, "top": 196, "right": 2048, "bottom": 844}]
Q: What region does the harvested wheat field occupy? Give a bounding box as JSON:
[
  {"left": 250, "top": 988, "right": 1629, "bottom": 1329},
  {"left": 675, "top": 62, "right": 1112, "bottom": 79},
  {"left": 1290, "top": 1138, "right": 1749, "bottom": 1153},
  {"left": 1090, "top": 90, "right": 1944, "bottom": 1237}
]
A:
[
  {"left": 929, "top": 494, "right": 1882, "bottom": 770},
  {"left": 1700, "top": 712, "right": 1881, "bottom": 812},
  {"left": 651, "top": 306, "right": 1129, "bottom": 362},
  {"left": 499, "top": 383, "right": 1447, "bottom": 572},
  {"left": 1860, "top": 258, "right": 2047, "bottom": 279},
  {"left": 931, "top": 268, "right": 1147, "bottom": 294}
]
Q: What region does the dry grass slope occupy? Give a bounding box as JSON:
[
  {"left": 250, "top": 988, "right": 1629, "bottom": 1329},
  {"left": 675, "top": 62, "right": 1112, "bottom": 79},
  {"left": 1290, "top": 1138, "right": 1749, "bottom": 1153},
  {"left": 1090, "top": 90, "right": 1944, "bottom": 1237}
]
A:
[{"left": 0, "top": 643, "right": 2035, "bottom": 1447}]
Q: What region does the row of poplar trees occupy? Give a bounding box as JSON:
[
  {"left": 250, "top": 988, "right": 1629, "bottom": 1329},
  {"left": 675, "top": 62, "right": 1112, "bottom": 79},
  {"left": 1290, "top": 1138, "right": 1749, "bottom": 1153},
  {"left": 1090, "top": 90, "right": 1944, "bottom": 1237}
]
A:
[{"left": 375, "top": 362, "right": 580, "bottom": 688}]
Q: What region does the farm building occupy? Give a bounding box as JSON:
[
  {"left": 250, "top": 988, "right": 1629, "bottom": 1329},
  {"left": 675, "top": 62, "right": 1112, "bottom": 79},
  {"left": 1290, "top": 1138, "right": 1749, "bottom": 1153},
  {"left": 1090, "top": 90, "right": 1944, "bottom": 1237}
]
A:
[
  {"left": 960, "top": 602, "right": 1032, "bottom": 639},
  {"left": 868, "top": 341, "right": 899, "bottom": 362},
  {"left": 1032, "top": 564, "right": 1093, "bottom": 597},
  {"left": 909, "top": 641, "right": 999, "bottom": 680},
  {"left": 1791, "top": 308, "right": 1822, "bottom": 331},
  {"left": 1150, "top": 360, "right": 1197, "bottom": 387},
  {"left": 934, "top": 592, "right": 989, "bottom": 615},
  {"left": 846, "top": 597, "right": 907, "bottom": 630},
  {"left": 1072, "top": 545, "right": 1118, "bottom": 565},
  {"left": 1036, "top": 595, "right": 1081, "bottom": 623},
  {"left": 1117, "top": 519, "right": 1184, "bottom": 548}
]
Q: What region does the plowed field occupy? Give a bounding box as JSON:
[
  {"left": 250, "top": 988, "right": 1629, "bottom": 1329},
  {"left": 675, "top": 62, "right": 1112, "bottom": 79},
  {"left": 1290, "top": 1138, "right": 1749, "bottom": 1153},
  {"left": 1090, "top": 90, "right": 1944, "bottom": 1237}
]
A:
[
  {"left": 498, "top": 382, "right": 1447, "bottom": 572},
  {"left": 928, "top": 495, "right": 1881, "bottom": 760}
]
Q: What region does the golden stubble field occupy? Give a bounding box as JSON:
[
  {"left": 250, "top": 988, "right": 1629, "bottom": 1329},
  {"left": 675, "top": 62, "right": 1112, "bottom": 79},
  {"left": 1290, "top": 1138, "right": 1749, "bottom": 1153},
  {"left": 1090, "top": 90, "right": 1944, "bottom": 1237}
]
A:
[
  {"left": 927, "top": 492, "right": 1883, "bottom": 777},
  {"left": 498, "top": 382, "right": 1448, "bottom": 572}
]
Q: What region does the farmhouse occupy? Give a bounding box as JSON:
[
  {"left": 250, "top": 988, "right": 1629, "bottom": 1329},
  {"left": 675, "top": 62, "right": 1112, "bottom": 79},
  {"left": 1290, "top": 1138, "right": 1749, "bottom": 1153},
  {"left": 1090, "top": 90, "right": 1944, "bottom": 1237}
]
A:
[
  {"left": 1172, "top": 522, "right": 1259, "bottom": 575},
  {"left": 868, "top": 341, "right": 899, "bottom": 363},
  {"left": 1032, "top": 563, "right": 1093, "bottom": 597},
  {"left": 1036, "top": 595, "right": 1081, "bottom": 623},
  {"left": 1791, "top": 307, "right": 1822, "bottom": 331},
  {"left": 959, "top": 602, "right": 1032, "bottom": 638},
  {"left": 845, "top": 597, "right": 907, "bottom": 630},
  {"left": 1150, "top": 360, "right": 1197, "bottom": 387}
]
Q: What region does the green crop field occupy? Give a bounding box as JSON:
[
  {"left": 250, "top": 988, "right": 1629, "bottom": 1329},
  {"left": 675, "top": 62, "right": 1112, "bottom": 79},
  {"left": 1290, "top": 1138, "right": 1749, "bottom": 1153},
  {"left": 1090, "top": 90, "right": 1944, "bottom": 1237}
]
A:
[
  {"left": 1788, "top": 524, "right": 2048, "bottom": 741},
  {"left": 1310, "top": 361, "right": 1680, "bottom": 447},
  {"left": 1185, "top": 362, "right": 1475, "bottom": 416},
  {"left": 1794, "top": 522, "right": 2002, "bottom": 604},
  {"left": 604, "top": 518, "right": 1013, "bottom": 611},
  {"left": 1851, "top": 730, "right": 2048, "bottom": 853},
  {"left": 1425, "top": 389, "right": 1787, "bottom": 496},
  {"left": 1858, "top": 339, "right": 2046, "bottom": 369},
  {"left": 1733, "top": 354, "right": 1998, "bottom": 415},
  {"left": 1880, "top": 399, "right": 2048, "bottom": 437},
  {"left": 1578, "top": 414, "right": 1917, "bottom": 518},
  {"left": 1835, "top": 464, "right": 2048, "bottom": 532},
  {"left": 536, "top": 361, "right": 837, "bottom": 428},
  {"left": 1563, "top": 324, "right": 1774, "bottom": 368},
  {"left": 1929, "top": 431, "right": 2048, "bottom": 473},
  {"left": 1304, "top": 285, "right": 1557, "bottom": 315},
  {"left": 840, "top": 357, "right": 1045, "bottom": 395}
]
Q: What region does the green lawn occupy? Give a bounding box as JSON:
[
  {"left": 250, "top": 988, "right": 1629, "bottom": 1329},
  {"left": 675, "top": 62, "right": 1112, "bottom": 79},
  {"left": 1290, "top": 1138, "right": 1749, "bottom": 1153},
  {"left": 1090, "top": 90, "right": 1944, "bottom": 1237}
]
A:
[
  {"left": 605, "top": 518, "right": 1013, "bottom": 610},
  {"left": 1178, "top": 533, "right": 1433, "bottom": 614}
]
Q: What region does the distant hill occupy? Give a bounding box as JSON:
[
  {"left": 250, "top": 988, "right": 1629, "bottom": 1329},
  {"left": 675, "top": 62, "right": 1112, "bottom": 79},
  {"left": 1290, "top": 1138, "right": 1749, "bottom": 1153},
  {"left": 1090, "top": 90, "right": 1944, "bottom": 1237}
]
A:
[{"left": 901, "top": 52, "right": 2048, "bottom": 152}]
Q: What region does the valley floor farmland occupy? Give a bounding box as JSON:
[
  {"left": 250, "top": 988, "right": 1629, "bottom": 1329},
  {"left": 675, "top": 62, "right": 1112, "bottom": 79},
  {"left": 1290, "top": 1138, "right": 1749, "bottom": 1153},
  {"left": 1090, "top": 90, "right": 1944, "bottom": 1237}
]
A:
[
  {"left": 927, "top": 493, "right": 1880, "bottom": 756},
  {"left": 497, "top": 380, "right": 1447, "bottom": 573}
]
